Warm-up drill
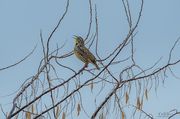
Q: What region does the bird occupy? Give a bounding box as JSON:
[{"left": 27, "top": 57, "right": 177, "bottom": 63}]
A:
[{"left": 73, "top": 35, "right": 100, "bottom": 70}]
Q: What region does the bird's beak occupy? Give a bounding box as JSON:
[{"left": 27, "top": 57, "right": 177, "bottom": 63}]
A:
[{"left": 73, "top": 35, "right": 78, "bottom": 39}]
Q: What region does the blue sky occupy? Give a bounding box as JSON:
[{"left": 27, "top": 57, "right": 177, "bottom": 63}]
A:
[{"left": 0, "top": 0, "right": 180, "bottom": 118}]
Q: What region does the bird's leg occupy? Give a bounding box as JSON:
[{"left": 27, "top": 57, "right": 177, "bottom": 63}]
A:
[
  {"left": 84, "top": 63, "right": 88, "bottom": 68},
  {"left": 80, "top": 63, "right": 88, "bottom": 74}
]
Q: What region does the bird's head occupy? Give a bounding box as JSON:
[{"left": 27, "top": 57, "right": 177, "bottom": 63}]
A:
[{"left": 74, "top": 35, "right": 84, "bottom": 46}]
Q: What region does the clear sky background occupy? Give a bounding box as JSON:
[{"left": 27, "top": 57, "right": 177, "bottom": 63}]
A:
[{"left": 0, "top": 0, "right": 180, "bottom": 119}]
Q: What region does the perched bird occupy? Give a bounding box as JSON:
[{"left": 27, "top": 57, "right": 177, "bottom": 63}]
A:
[{"left": 73, "top": 36, "right": 100, "bottom": 70}]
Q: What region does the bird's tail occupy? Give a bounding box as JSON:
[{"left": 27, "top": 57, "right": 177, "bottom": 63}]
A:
[{"left": 94, "top": 62, "right": 100, "bottom": 70}]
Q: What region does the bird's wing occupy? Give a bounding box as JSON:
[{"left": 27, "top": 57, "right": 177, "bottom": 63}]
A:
[
  {"left": 83, "top": 47, "right": 96, "bottom": 61},
  {"left": 83, "top": 47, "right": 100, "bottom": 69},
  {"left": 77, "top": 46, "right": 89, "bottom": 59}
]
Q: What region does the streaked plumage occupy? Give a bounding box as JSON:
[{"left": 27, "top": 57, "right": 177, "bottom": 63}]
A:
[{"left": 73, "top": 36, "right": 100, "bottom": 70}]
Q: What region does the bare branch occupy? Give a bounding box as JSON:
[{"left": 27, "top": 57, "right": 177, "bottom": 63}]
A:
[
  {"left": 0, "top": 45, "right": 36, "bottom": 71},
  {"left": 46, "top": 0, "right": 70, "bottom": 57}
]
